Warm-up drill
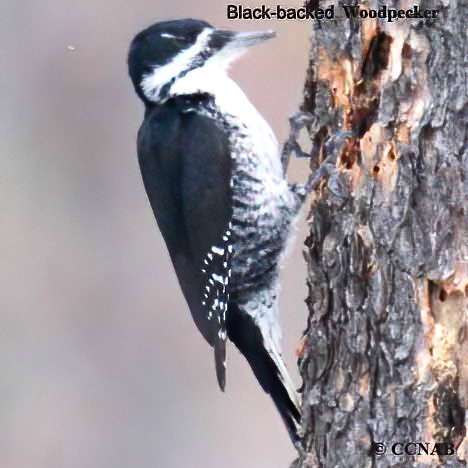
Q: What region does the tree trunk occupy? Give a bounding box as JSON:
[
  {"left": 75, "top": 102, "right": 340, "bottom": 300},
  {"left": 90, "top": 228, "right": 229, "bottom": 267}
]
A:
[{"left": 288, "top": 1, "right": 468, "bottom": 466}]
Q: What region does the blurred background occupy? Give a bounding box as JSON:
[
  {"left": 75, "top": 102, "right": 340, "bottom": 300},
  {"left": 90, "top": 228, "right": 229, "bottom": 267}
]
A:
[{"left": 1, "top": 1, "right": 311, "bottom": 467}]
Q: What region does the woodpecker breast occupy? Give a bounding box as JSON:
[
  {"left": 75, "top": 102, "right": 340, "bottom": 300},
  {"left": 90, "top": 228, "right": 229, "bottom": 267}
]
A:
[{"left": 211, "top": 85, "right": 298, "bottom": 293}]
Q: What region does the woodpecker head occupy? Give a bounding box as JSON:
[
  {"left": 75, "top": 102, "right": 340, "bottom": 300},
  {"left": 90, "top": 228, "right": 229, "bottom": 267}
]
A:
[{"left": 128, "top": 19, "right": 275, "bottom": 105}]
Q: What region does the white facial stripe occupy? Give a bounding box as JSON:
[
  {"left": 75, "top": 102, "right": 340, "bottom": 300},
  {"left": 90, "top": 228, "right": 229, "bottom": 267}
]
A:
[
  {"left": 161, "top": 33, "right": 177, "bottom": 39},
  {"left": 141, "top": 28, "right": 213, "bottom": 102}
]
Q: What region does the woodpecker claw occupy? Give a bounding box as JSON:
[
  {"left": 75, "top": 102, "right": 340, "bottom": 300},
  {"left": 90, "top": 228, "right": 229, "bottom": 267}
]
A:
[{"left": 304, "top": 131, "right": 354, "bottom": 193}]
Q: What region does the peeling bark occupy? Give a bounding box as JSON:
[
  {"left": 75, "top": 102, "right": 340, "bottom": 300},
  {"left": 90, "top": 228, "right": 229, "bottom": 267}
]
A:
[{"left": 288, "top": 1, "right": 468, "bottom": 466}]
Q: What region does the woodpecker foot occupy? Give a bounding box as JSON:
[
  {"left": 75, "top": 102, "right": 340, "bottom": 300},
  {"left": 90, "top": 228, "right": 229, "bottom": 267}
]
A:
[
  {"left": 305, "top": 131, "right": 354, "bottom": 192},
  {"left": 281, "top": 137, "right": 313, "bottom": 175},
  {"left": 281, "top": 112, "right": 316, "bottom": 174},
  {"left": 289, "top": 131, "right": 354, "bottom": 205}
]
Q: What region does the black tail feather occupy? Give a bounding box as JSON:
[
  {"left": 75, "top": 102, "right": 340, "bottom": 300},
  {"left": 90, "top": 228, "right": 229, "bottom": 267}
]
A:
[
  {"left": 214, "top": 337, "right": 227, "bottom": 391},
  {"left": 226, "top": 304, "right": 301, "bottom": 444}
]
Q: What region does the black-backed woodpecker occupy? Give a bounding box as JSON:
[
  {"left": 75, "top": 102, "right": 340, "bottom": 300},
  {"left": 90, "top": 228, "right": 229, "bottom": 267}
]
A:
[{"left": 128, "top": 19, "right": 310, "bottom": 444}]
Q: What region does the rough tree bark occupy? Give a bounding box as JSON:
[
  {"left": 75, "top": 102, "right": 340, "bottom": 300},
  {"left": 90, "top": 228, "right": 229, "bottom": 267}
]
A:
[{"left": 285, "top": 1, "right": 467, "bottom": 466}]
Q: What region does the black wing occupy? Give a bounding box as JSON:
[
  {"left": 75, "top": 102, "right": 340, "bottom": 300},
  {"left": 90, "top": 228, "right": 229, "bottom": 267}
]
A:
[{"left": 137, "top": 98, "right": 232, "bottom": 389}]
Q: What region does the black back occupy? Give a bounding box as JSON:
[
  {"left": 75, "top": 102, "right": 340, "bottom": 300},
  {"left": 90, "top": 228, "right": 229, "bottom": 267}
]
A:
[{"left": 137, "top": 96, "right": 232, "bottom": 350}]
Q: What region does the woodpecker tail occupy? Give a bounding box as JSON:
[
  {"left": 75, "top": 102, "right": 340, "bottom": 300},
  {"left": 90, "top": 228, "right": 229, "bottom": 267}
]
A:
[
  {"left": 214, "top": 337, "right": 227, "bottom": 391},
  {"left": 226, "top": 303, "right": 301, "bottom": 445}
]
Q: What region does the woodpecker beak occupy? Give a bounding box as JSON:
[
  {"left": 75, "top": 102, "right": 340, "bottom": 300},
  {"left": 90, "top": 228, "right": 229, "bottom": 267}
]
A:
[
  {"left": 208, "top": 29, "right": 276, "bottom": 69},
  {"left": 228, "top": 30, "right": 276, "bottom": 49}
]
